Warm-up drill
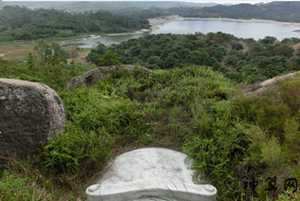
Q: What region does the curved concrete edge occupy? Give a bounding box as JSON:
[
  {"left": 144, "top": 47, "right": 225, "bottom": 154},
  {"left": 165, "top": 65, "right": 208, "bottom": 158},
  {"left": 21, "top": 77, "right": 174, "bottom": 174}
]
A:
[{"left": 86, "top": 180, "right": 217, "bottom": 201}]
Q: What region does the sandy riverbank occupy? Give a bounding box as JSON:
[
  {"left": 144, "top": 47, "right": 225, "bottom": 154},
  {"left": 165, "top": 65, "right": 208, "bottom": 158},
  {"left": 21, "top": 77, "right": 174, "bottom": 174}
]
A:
[
  {"left": 183, "top": 17, "right": 300, "bottom": 27},
  {"left": 148, "top": 15, "right": 183, "bottom": 30},
  {"left": 94, "top": 15, "right": 183, "bottom": 37}
]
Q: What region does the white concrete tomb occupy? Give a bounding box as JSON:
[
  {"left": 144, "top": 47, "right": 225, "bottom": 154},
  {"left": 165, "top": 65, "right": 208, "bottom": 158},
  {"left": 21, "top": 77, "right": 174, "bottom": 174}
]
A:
[{"left": 86, "top": 148, "right": 217, "bottom": 201}]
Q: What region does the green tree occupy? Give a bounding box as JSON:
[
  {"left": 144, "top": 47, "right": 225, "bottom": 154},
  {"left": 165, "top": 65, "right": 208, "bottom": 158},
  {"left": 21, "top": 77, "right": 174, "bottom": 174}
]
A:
[
  {"left": 87, "top": 43, "right": 107, "bottom": 64},
  {"left": 97, "top": 50, "right": 121, "bottom": 66},
  {"left": 26, "top": 53, "right": 34, "bottom": 69},
  {"left": 34, "top": 41, "right": 67, "bottom": 65},
  {"left": 189, "top": 50, "right": 210, "bottom": 65},
  {"left": 147, "top": 56, "right": 162, "bottom": 68}
]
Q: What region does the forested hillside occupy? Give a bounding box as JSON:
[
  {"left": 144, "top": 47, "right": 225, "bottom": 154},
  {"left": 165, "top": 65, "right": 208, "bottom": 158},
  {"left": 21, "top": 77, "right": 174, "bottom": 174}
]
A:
[
  {"left": 0, "top": 1, "right": 214, "bottom": 12},
  {"left": 2, "top": 1, "right": 300, "bottom": 42},
  {"left": 169, "top": 1, "right": 300, "bottom": 22},
  {"left": 88, "top": 33, "right": 300, "bottom": 83},
  {"left": 2, "top": 1, "right": 300, "bottom": 23},
  {"left": 0, "top": 6, "right": 149, "bottom": 41}
]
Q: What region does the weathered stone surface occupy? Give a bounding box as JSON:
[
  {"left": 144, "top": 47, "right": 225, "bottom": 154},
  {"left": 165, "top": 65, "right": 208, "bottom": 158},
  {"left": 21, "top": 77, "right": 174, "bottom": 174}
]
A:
[
  {"left": 0, "top": 79, "right": 65, "bottom": 163},
  {"left": 242, "top": 71, "right": 300, "bottom": 95},
  {"left": 86, "top": 148, "right": 217, "bottom": 201},
  {"left": 67, "top": 65, "right": 151, "bottom": 89}
]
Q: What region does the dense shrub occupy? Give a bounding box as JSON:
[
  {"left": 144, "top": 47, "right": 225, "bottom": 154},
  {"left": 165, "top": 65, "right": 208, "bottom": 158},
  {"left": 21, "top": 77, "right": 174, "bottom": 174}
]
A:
[
  {"left": 42, "top": 125, "right": 113, "bottom": 174},
  {"left": 42, "top": 84, "right": 153, "bottom": 174},
  {"left": 231, "top": 75, "right": 300, "bottom": 199},
  {"left": 278, "top": 192, "right": 300, "bottom": 201},
  {"left": 61, "top": 87, "right": 152, "bottom": 143},
  {"left": 89, "top": 33, "right": 300, "bottom": 83}
]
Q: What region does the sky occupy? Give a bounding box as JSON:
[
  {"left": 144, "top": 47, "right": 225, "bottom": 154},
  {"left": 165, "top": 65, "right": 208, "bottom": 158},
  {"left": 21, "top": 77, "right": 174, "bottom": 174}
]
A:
[
  {"left": 3, "top": 0, "right": 300, "bottom": 4},
  {"left": 183, "top": 0, "right": 299, "bottom": 3},
  {"left": 199, "top": 0, "right": 300, "bottom": 3}
]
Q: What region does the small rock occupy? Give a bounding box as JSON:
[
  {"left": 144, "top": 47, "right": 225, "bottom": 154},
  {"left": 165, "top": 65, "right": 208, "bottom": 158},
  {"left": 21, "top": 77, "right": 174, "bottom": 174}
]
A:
[
  {"left": 242, "top": 71, "right": 300, "bottom": 95},
  {"left": 67, "top": 65, "right": 151, "bottom": 89}
]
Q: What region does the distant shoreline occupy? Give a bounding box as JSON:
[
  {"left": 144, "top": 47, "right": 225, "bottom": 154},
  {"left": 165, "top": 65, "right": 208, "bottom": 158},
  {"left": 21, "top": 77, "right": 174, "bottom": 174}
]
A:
[
  {"left": 151, "top": 16, "right": 300, "bottom": 28},
  {"left": 68, "top": 16, "right": 300, "bottom": 39},
  {"left": 182, "top": 17, "right": 300, "bottom": 27},
  {"left": 148, "top": 15, "right": 183, "bottom": 31}
]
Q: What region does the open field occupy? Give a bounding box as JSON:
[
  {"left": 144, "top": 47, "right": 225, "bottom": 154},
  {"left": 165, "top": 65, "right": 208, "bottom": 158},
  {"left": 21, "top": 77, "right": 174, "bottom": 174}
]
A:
[
  {"left": 0, "top": 40, "right": 90, "bottom": 64},
  {"left": 0, "top": 41, "right": 34, "bottom": 61}
]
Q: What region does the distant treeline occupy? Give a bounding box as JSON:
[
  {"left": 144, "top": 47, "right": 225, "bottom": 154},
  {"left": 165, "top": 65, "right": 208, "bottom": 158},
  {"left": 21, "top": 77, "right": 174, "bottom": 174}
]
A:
[
  {"left": 2, "top": 1, "right": 300, "bottom": 41},
  {"left": 0, "top": 1, "right": 211, "bottom": 12},
  {"left": 88, "top": 33, "right": 300, "bottom": 83},
  {"left": 168, "top": 2, "right": 300, "bottom": 22},
  {"left": 0, "top": 6, "right": 150, "bottom": 41}
]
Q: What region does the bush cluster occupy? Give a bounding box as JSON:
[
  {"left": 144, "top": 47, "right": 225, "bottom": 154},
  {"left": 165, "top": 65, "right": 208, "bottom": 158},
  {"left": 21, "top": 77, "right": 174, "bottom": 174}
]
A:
[{"left": 88, "top": 33, "right": 300, "bottom": 83}]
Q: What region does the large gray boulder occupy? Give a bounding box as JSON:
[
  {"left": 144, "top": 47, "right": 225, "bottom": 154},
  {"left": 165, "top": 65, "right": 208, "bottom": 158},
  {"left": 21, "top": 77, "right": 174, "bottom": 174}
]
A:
[
  {"left": 86, "top": 148, "right": 217, "bottom": 201},
  {"left": 0, "top": 79, "right": 65, "bottom": 164},
  {"left": 242, "top": 71, "right": 300, "bottom": 95}
]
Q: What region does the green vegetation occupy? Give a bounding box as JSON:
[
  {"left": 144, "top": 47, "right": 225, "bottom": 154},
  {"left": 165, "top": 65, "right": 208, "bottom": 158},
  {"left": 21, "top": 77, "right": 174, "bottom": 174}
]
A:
[
  {"left": 0, "top": 34, "right": 299, "bottom": 201},
  {"left": 3, "top": 1, "right": 300, "bottom": 23},
  {"left": 0, "top": 160, "right": 78, "bottom": 201},
  {"left": 88, "top": 33, "right": 300, "bottom": 83},
  {"left": 0, "top": 171, "right": 53, "bottom": 201},
  {"left": 0, "top": 41, "right": 88, "bottom": 91},
  {"left": 0, "top": 6, "right": 149, "bottom": 41},
  {"left": 278, "top": 191, "right": 300, "bottom": 201}
]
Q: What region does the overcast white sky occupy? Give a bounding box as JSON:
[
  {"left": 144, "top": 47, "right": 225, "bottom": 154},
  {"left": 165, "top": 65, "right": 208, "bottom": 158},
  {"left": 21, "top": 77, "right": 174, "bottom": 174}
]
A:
[
  {"left": 199, "top": 0, "right": 299, "bottom": 2},
  {"left": 3, "top": 0, "right": 300, "bottom": 4},
  {"left": 174, "top": 0, "right": 294, "bottom": 2}
]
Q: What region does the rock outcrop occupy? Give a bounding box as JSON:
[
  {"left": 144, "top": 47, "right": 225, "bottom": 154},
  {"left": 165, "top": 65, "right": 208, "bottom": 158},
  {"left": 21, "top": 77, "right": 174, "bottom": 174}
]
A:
[
  {"left": 242, "top": 71, "right": 300, "bottom": 95},
  {"left": 67, "top": 65, "right": 151, "bottom": 89},
  {"left": 86, "top": 148, "right": 217, "bottom": 201},
  {"left": 0, "top": 79, "right": 65, "bottom": 164}
]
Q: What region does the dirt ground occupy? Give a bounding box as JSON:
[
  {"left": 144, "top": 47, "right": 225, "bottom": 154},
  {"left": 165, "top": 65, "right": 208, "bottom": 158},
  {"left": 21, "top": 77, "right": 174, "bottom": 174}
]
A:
[
  {"left": 0, "top": 41, "right": 90, "bottom": 64},
  {"left": 0, "top": 41, "right": 34, "bottom": 61}
]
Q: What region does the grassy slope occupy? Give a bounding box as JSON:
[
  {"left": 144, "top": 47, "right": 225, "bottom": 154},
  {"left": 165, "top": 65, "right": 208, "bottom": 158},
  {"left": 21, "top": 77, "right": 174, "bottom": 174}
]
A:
[{"left": 0, "top": 60, "right": 299, "bottom": 201}]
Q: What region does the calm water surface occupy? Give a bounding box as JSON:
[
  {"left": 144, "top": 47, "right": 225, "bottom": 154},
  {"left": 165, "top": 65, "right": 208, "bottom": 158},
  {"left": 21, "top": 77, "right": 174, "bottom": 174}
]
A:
[
  {"left": 62, "top": 18, "right": 300, "bottom": 48},
  {"left": 152, "top": 18, "right": 300, "bottom": 39}
]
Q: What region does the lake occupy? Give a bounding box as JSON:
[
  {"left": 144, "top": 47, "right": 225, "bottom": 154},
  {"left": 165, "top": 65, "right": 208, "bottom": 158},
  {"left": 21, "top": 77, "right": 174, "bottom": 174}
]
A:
[{"left": 62, "top": 17, "right": 300, "bottom": 48}]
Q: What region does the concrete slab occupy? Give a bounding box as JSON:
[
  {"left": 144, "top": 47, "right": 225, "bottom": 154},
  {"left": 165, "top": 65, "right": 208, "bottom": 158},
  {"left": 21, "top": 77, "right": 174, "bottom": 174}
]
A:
[{"left": 86, "top": 148, "right": 217, "bottom": 201}]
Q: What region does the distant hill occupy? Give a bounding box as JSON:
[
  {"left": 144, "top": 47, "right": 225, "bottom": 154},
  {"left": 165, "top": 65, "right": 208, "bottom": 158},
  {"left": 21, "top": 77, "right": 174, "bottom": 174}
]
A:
[
  {"left": 4, "top": 1, "right": 300, "bottom": 22},
  {"left": 0, "top": 6, "right": 150, "bottom": 41},
  {"left": 2, "top": 1, "right": 300, "bottom": 23},
  {"left": 0, "top": 1, "right": 216, "bottom": 12},
  {"left": 169, "top": 1, "right": 300, "bottom": 22}
]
